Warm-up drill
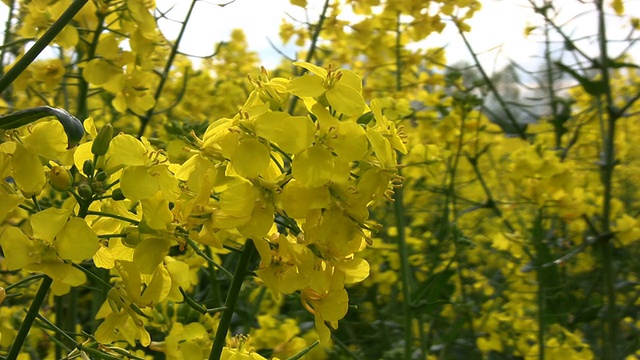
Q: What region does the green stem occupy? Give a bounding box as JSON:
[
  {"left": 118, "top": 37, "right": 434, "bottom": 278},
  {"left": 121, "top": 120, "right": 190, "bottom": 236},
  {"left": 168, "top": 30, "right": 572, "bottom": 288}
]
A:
[
  {"left": 204, "top": 245, "right": 222, "bottom": 308},
  {"left": 533, "top": 212, "right": 545, "bottom": 360},
  {"left": 65, "top": 287, "right": 79, "bottom": 339},
  {"left": 394, "top": 156, "right": 413, "bottom": 360},
  {"left": 76, "top": 11, "right": 105, "bottom": 120},
  {"left": 55, "top": 296, "right": 64, "bottom": 359},
  {"left": 456, "top": 20, "right": 526, "bottom": 140},
  {"left": 392, "top": 12, "right": 414, "bottom": 360},
  {"left": 0, "top": 0, "right": 89, "bottom": 94},
  {"left": 542, "top": 1, "right": 560, "bottom": 150},
  {"left": 208, "top": 239, "right": 255, "bottom": 360},
  {"left": 5, "top": 276, "right": 53, "bottom": 360},
  {"left": 4, "top": 274, "right": 46, "bottom": 292},
  {"left": 85, "top": 211, "right": 140, "bottom": 225},
  {"left": 35, "top": 312, "right": 138, "bottom": 360},
  {"left": 0, "top": 0, "right": 16, "bottom": 79},
  {"left": 286, "top": 0, "right": 331, "bottom": 115},
  {"left": 332, "top": 334, "right": 363, "bottom": 360},
  {"left": 595, "top": 1, "right": 618, "bottom": 358},
  {"left": 90, "top": 268, "right": 110, "bottom": 332},
  {"left": 185, "top": 236, "right": 233, "bottom": 278},
  {"left": 137, "top": 0, "right": 197, "bottom": 138}
]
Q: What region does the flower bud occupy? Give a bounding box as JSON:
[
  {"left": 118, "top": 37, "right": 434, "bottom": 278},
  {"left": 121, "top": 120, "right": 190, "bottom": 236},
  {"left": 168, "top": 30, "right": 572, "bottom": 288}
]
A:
[
  {"left": 357, "top": 111, "right": 374, "bottom": 125},
  {"left": 78, "top": 184, "right": 93, "bottom": 200},
  {"left": 92, "top": 124, "right": 114, "bottom": 156},
  {"left": 49, "top": 166, "right": 73, "bottom": 192},
  {"left": 83, "top": 159, "right": 94, "bottom": 177},
  {"left": 166, "top": 301, "right": 175, "bottom": 318},
  {"left": 111, "top": 188, "right": 126, "bottom": 201},
  {"left": 95, "top": 170, "right": 108, "bottom": 182},
  {"left": 123, "top": 227, "right": 141, "bottom": 248}
]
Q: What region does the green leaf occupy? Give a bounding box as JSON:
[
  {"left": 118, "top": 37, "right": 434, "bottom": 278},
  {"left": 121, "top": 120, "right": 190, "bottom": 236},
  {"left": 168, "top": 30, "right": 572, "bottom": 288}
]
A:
[{"left": 0, "top": 106, "right": 85, "bottom": 147}]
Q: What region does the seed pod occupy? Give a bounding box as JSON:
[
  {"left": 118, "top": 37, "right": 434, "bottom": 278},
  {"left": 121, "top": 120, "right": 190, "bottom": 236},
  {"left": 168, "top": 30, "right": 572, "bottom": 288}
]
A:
[
  {"left": 49, "top": 166, "right": 73, "bottom": 192},
  {"left": 91, "top": 124, "right": 114, "bottom": 156}
]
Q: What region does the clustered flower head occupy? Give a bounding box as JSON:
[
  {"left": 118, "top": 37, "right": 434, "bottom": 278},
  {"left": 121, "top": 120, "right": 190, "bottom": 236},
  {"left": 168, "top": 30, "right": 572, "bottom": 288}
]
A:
[
  {"left": 178, "top": 62, "right": 406, "bottom": 341},
  {"left": 0, "top": 61, "right": 406, "bottom": 351}
]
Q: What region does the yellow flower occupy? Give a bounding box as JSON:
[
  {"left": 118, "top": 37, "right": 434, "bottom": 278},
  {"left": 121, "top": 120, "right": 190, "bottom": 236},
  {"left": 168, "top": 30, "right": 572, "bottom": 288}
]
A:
[
  {"left": 164, "top": 322, "right": 211, "bottom": 360},
  {"left": 254, "top": 234, "right": 314, "bottom": 295},
  {"left": 288, "top": 61, "right": 366, "bottom": 117},
  {"left": 95, "top": 260, "right": 170, "bottom": 347},
  {"left": 0, "top": 208, "right": 99, "bottom": 293},
  {"left": 111, "top": 69, "right": 156, "bottom": 115},
  {"left": 9, "top": 120, "right": 72, "bottom": 197},
  {"left": 221, "top": 335, "right": 268, "bottom": 360},
  {"left": 301, "top": 286, "right": 349, "bottom": 343},
  {"left": 369, "top": 98, "right": 408, "bottom": 154}
]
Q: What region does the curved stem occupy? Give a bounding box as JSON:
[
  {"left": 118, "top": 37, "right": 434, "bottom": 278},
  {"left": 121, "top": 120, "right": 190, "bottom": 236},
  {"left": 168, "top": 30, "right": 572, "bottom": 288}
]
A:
[
  {"left": 208, "top": 239, "right": 255, "bottom": 360},
  {"left": 5, "top": 276, "right": 53, "bottom": 360}
]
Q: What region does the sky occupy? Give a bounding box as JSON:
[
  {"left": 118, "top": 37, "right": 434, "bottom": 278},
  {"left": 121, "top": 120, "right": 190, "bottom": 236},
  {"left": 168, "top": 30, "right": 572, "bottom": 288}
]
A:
[
  {"left": 0, "top": 0, "right": 637, "bottom": 73},
  {"left": 154, "top": 0, "right": 640, "bottom": 73}
]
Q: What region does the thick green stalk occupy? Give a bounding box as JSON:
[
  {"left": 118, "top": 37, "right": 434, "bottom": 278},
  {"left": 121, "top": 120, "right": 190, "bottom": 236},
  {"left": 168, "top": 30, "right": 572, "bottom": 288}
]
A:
[
  {"left": 532, "top": 213, "right": 545, "bottom": 360},
  {"left": 208, "top": 239, "right": 255, "bottom": 360},
  {"left": 0, "top": 0, "right": 89, "bottom": 94},
  {"left": 205, "top": 246, "right": 222, "bottom": 309},
  {"left": 392, "top": 12, "right": 415, "bottom": 360},
  {"left": 5, "top": 277, "right": 53, "bottom": 360},
  {"left": 595, "top": 1, "right": 618, "bottom": 358}
]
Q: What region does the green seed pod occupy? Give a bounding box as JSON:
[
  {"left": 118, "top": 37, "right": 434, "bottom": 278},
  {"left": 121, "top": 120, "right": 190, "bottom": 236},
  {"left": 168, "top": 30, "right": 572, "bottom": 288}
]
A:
[
  {"left": 78, "top": 184, "right": 93, "bottom": 200},
  {"left": 83, "top": 159, "right": 94, "bottom": 177},
  {"left": 49, "top": 166, "right": 73, "bottom": 192},
  {"left": 91, "top": 124, "right": 114, "bottom": 156},
  {"left": 111, "top": 188, "right": 126, "bottom": 201}
]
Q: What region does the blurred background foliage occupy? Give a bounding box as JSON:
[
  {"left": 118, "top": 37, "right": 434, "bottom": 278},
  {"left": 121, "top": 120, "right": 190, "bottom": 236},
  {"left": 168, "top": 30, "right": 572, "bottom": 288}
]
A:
[{"left": 0, "top": 0, "right": 639, "bottom": 359}]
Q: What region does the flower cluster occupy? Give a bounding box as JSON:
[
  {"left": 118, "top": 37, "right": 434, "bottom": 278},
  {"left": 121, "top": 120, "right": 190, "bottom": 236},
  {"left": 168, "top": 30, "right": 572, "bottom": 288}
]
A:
[{"left": 0, "top": 60, "right": 404, "bottom": 354}]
